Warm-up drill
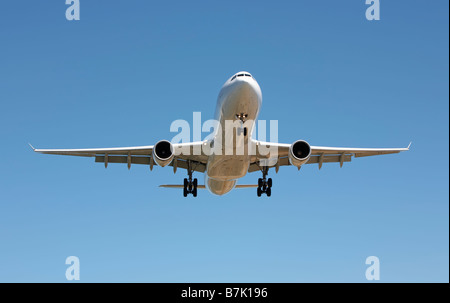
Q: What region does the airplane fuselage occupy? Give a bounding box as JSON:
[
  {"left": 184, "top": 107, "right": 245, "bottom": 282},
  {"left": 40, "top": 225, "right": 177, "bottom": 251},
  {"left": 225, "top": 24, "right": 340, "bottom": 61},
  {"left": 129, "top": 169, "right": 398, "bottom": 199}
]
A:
[{"left": 205, "top": 72, "right": 262, "bottom": 195}]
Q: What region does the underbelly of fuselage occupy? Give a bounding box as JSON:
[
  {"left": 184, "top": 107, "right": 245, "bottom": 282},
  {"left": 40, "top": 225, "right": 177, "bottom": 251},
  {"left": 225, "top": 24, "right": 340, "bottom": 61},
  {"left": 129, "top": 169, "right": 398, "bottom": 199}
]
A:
[
  {"left": 205, "top": 77, "right": 261, "bottom": 195},
  {"left": 205, "top": 154, "right": 251, "bottom": 196}
]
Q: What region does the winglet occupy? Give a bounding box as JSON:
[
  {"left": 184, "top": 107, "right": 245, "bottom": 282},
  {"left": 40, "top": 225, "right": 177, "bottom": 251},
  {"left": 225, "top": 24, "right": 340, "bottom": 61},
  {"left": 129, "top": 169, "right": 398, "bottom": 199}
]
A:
[
  {"left": 407, "top": 142, "right": 412, "bottom": 150},
  {"left": 28, "top": 143, "right": 36, "bottom": 151}
]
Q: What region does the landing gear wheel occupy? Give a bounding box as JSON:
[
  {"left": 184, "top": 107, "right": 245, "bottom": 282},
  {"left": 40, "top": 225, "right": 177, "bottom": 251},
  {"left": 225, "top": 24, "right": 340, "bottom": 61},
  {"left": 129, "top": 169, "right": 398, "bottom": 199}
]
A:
[
  {"left": 257, "top": 187, "right": 262, "bottom": 197},
  {"left": 192, "top": 178, "right": 198, "bottom": 197},
  {"left": 183, "top": 178, "right": 188, "bottom": 197},
  {"left": 257, "top": 166, "right": 272, "bottom": 197},
  {"left": 182, "top": 161, "right": 199, "bottom": 197},
  {"left": 243, "top": 127, "right": 248, "bottom": 136}
]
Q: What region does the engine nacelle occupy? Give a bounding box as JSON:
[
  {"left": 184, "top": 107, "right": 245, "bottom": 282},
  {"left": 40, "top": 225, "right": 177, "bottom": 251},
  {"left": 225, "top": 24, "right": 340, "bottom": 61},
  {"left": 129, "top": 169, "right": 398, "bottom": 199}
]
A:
[
  {"left": 289, "top": 140, "right": 312, "bottom": 167},
  {"left": 153, "top": 140, "right": 174, "bottom": 167}
]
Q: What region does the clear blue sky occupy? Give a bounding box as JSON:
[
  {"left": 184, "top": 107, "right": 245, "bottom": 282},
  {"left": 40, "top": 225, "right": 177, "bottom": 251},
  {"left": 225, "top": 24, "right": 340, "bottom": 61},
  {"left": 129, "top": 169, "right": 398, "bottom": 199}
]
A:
[{"left": 0, "top": 1, "right": 448, "bottom": 282}]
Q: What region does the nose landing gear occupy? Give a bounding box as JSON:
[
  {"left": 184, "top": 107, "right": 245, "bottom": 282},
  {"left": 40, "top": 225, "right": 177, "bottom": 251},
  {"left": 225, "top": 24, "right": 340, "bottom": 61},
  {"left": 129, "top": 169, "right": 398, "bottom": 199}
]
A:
[
  {"left": 236, "top": 113, "right": 249, "bottom": 136},
  {"left": 236, "top": 113, "right": 248, "bottom": 122}
]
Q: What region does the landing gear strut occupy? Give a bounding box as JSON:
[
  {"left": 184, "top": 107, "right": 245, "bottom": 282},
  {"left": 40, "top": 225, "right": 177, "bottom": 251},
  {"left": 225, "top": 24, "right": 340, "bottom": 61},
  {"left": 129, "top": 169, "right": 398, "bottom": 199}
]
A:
[
  {"left": 257, "top": 166, "right": 272, "bottom": 197},
  {"left": 183, "top": 161, "right": 198, "bottom": 197},
  {"left": 236, "top": 113, "right": 248, "bottom": 136}
]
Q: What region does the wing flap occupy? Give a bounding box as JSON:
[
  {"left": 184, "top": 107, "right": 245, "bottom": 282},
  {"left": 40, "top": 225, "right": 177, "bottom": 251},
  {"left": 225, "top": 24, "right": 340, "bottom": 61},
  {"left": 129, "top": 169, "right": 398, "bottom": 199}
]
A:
[
  {"left": 95, "top": 155, "right": 154, "bottom": 165},
  {"left": 306, "top": 154, "right": 352, "bottom": 164},
  {"left": 248, "top": 154, "right": 353, "bottom": 172},
  {"left": 94, "top": 155, "right": 206, "bottom": 172}
]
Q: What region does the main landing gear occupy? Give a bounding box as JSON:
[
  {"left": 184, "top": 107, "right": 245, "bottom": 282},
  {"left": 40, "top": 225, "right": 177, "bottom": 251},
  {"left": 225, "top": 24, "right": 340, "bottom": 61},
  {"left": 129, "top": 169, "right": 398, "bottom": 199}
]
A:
[
  {"left": 257, "top": 166, "right": 272, "bottom": 197},
  {"left": 183, "top": 161, "right": 198, "bottom": 197}
]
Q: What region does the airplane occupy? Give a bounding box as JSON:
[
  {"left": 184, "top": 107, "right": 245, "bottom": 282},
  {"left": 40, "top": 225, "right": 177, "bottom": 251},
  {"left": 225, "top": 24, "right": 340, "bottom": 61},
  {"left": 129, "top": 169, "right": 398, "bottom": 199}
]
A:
[{"left": 31, "top": 71, "right": 410, "bottom": 197}]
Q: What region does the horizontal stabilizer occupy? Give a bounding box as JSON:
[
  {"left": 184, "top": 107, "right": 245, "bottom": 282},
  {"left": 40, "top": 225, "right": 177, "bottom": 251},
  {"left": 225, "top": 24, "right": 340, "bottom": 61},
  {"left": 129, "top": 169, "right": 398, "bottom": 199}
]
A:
[
  {"left": 159, "top": 184, "right": 258, "bottom": 189},
  {"left": 160, "top": 185, "right": 206, "bottom": 189}
]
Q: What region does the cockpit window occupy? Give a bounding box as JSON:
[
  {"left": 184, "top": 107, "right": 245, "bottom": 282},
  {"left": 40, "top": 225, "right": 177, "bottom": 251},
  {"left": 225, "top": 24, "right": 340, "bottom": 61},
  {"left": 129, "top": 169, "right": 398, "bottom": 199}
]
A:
[{"left": 232, "top": 73, "right": 253, "bottom": 81}]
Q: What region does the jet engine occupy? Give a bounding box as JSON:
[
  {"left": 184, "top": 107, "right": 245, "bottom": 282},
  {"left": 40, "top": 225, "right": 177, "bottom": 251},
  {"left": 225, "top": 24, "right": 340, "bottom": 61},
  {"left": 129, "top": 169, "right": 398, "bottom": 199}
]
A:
[
  {"left": 153, "top": 140, "right": 174, "bottom": 167},
  {"left": 289, "top": 140, "right": 312, "bottom": 167}
]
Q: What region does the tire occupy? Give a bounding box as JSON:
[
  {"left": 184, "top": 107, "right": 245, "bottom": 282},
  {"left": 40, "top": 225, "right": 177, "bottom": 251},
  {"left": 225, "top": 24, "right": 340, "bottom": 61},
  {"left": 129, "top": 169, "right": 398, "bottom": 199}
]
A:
[
  {"left": 257, "top": 187, "right": 262, "bottom": 197},
  {"left": 183, "top": 178, "right": 188, "bottom": 197},
  {"left": 266, "top": 187, "right": 271, "bottom": 197},
  {"left": 258, "top": 178, "right": 263, "bottom": 188},
  {"left": 193, "top": 178, "right": 198, "bottom": 189},
  {"left": 267, "top": 178, "right": 272, "bottom": 188},
  {"left": 244, "top": 128, "right": 248, "bottom": 136},
  {"left": 193, "top": 187, "right": 197, "bottom": 197}
]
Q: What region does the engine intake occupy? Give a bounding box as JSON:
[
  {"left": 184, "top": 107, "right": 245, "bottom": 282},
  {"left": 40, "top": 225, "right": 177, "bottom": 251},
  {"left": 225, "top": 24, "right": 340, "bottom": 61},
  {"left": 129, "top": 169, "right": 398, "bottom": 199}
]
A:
[
  {"left": 289, "top": 140, "right": 312, "bottom": 167},
  {"left": 153, "top": 140, "right": 174, "bottom": 167}
]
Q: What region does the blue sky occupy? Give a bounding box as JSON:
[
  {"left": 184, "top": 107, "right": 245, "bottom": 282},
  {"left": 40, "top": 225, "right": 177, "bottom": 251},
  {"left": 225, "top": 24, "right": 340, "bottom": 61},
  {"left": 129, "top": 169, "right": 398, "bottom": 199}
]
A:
[{"left": 0, "top": 0, "right": 448, "bottom": 282}]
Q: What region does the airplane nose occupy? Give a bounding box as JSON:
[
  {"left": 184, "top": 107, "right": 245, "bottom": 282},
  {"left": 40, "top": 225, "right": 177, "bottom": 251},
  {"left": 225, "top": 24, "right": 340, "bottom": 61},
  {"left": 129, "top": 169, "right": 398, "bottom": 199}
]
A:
[
  {"left": 227, "top": 72, "right": 260, "bottom": 97},
  {"left": 222, "top": 73, "right": 262, "bottom": 110},
  {"left": 225, "top": 77, "right": 261, "bottom": 112},
  {"left": 233, "top": 77, "right": 255, "bottom": 94},
  {"left": 232, "top": 81, "right": 256, "bottom": 101}
]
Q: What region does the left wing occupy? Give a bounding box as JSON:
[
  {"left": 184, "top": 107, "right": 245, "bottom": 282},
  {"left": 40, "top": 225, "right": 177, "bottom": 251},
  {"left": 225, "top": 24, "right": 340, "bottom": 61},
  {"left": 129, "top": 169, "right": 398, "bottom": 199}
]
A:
[{"left": 249, "top": 141, "right": 410, "bottom": 172}]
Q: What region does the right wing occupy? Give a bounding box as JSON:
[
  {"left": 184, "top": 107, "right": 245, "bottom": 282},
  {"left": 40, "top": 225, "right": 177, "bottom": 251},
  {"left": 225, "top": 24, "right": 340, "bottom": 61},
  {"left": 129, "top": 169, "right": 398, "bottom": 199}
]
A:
[{"left": 31, "top": 142, "right": 209, "bottom": 173}]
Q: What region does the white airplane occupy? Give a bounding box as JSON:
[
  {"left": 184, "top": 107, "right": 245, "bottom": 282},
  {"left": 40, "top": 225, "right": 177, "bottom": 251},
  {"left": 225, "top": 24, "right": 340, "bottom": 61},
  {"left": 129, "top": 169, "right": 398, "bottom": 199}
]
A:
[{"left": 31, "top": 71, "right": 410, "bottom": 197}]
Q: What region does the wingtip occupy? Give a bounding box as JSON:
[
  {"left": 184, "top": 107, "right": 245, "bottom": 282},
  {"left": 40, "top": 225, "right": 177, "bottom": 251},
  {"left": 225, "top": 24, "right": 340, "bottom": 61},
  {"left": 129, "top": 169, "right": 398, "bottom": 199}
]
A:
[
  {"left": 407, "top": 141, "right": 412, "bottom": 150},
  {"left": 28, "top": 143, "right": 36, "bottom": 151}
]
